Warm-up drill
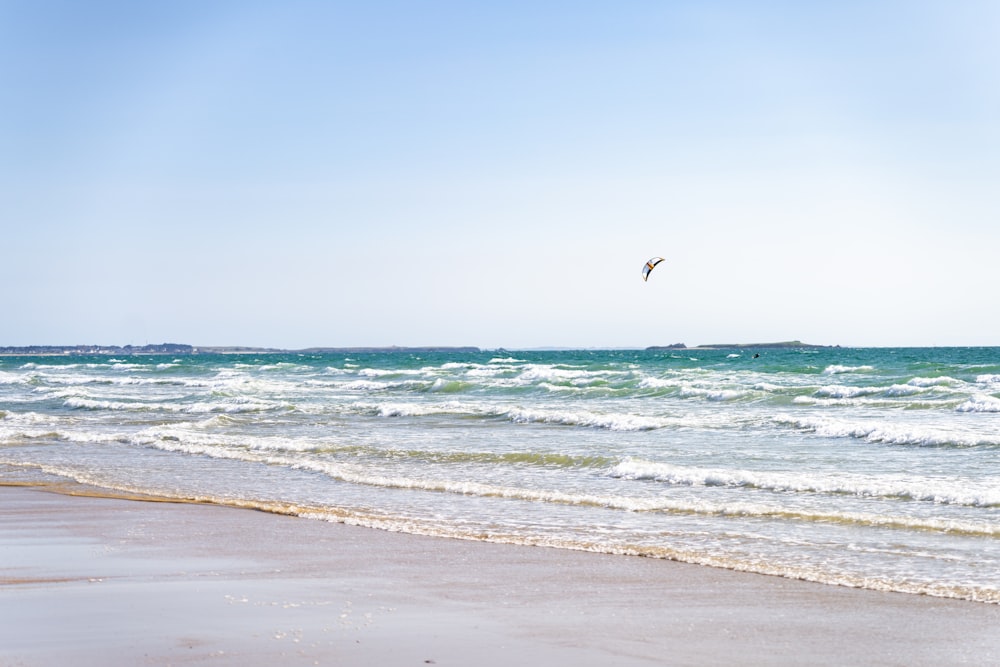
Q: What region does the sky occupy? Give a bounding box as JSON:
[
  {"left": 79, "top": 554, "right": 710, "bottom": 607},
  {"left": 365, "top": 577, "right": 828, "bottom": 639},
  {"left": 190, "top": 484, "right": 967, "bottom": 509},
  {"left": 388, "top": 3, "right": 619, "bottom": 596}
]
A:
[{"left": 2, "top": 1, "right": 999, "bottom": 349}]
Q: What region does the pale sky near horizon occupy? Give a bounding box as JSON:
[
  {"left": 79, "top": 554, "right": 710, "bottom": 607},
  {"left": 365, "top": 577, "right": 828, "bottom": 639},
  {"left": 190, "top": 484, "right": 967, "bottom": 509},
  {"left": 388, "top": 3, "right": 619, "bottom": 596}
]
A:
[{"left": 3, "top": 1, "right": 999, "bottom": 349}]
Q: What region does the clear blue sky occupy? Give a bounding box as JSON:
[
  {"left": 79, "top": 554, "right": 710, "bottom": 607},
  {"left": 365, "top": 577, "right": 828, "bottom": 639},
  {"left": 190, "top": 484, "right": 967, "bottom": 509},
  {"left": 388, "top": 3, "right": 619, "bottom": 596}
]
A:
[{"left": 3, "top": 1, "right": 998, "bottom": 349}]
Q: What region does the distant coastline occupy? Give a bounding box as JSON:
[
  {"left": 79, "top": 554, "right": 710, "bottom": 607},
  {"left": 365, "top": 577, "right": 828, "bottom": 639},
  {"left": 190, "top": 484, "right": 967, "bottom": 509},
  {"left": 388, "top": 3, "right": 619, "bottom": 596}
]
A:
[
  {"left": 0, "top": 343, "right": 482, "bottom": 356},
  {"left": 0, "top": 343, "right": 200, "bottom": 357},
  {"left": 646, "top": 340, "right": 835, "bottom": 351},
  {"left": 0, "top": 341, "right": 834, "bottom": 356}
]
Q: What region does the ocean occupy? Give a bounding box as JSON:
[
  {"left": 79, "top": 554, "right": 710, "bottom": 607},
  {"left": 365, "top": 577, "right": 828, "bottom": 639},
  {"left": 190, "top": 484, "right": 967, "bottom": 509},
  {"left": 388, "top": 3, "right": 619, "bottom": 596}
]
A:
[{"left": 1, "top": 346, "right": 998, "bottom": 603}]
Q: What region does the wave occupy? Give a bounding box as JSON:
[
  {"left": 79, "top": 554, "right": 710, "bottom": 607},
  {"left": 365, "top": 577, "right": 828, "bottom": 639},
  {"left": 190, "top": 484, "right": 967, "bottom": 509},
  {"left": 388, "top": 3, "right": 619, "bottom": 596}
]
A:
[
  {"left": 813, "top": 385, "right": 882, "bottom": 399},
  {"left": 636, "top": 377, "right": 755, "bottom": 402},
  {"left": 48, "top": 375, "right": 212, "bottom": 388},
  {"left": 513, "top": 364, "right": 627, "bottom": 387},
  {"left": 17, "top": 356, "right": 986, "bottom": 409},
  {"left": 955, "top": 395, "right": 1000, "bottom": 413},
  {"left": 427, "top": 378, "right": 475, "bottom": 393},
  {"left": 678, "top": 386, "right": 750, "bottom": 401},
  {"left": 823, "top": 365, "right": 875, "bottom": 375},
  {"left": 1, "top": 410, "right": 58, "bottom": 425},
  {"left": 0, "top": 411, "right": 64, "bottom": 441},
  {"left": 357, "top": 400, "right": 478, "bottom": 418},
  {"left": 776, "top": 415, "right": 1000, "bottom": 448},
  {"left": 132, "top": 426, "right": 326, "bottom": 453},
  {"left": 883, "top": 383, "right": 933, "bottom": 397},
  {"left": 0, "top": 371, "right": 27, "bottom": 385},
  {"left": 62, "top": 396, "right": 288, "bottom": 414},
  {"left": 340, "top": 379, "right": 401, "bottom": 391},
  {"left": 351, "top": 400, "right": 676, "bottom": 432},
  {"left": 909, "top": 376, "right": 959, "bottom": 387},
  {"left": 357, "top": 367, "right": 425, "bottom": 378},
  {"left": 811, "top": 381, "right": 956, "bottom": 400},
  {"left": 506, "top": 407, "right": 666, "bottom": 431},
  {"left": 609, "top": 458, "right": 1000, "bottom": 508},
  {"left": 137, "top": 426, "right": 615, "bottom": 469}
]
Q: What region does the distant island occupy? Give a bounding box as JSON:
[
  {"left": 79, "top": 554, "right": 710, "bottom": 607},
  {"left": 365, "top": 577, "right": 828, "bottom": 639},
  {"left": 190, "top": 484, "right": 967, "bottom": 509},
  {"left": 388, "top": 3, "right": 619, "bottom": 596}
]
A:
[
  {"left": 646, "top": 340, "right": 834, "bottom": 350},
  {"left": 0, "top": 343, "right": 482, "bottom": 356}
]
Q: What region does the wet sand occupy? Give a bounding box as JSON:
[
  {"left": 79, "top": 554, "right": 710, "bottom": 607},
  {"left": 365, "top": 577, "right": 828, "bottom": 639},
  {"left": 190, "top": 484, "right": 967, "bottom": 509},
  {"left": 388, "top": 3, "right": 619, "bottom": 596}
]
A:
[{"left": 2, "top": 485, "right": 998, "bottom": 666}]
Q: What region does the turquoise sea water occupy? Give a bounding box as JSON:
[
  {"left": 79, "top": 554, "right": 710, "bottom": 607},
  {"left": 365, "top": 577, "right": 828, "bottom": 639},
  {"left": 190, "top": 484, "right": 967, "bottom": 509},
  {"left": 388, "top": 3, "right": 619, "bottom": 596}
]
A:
[{"left": 1, "top": 347, "right": 998, "bottom": 602}]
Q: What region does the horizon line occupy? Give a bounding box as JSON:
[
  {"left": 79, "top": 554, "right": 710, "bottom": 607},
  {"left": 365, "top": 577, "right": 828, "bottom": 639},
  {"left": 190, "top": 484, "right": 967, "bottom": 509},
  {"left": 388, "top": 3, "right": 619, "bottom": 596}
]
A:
[{"left": 4, "top": 341, "right": 1000, "bottom": 355}]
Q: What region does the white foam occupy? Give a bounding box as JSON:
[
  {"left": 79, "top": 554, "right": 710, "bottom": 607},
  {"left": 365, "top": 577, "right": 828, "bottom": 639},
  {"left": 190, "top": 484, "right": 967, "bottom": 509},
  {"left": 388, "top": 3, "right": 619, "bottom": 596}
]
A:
[
  {"left": 505, "top": 407, "right": 665, "bottom": 431},
  {"left": 0, "top": 371, "right": 26, "bottom": 385},
  {"left": 109, "top": 363, "right": 143, "bottom": 371},
  {"left": 610, "top": 458, "right": 1000, "bottom": 508},
  {"left": 340, "top": 379, "right": 393, "bottom": 391},
  {"left": 955, "top": 395, "right": 1000, "bottom": 413},
  {"left": 514, "top": 364, "right": 623, "bottom": 387},
  {"left": 823, "top": 365, "right": 874, "bottom": 375},
  {"left": 19, "top": 362, "right": 73, "bottom": 370},
  {"left": 133, "top": 425, "right": 326, "bottom": 453},
  {"left": 0, "top": 411, "right": 63, "bottom": 442},
  {"left": 814, "top": 385, "right": 880, "bottom": 399},
  {"left": 469, "top": 367, "right": 514, "bottom": 382},
  {"left": 437, "top": 362, "right": 473, "bottom": 370},
  {"left": 637, "top": 376, "right": 679, "bottom": 389},
  {"left": 2, "top": 410, "right": 59, "bottom": 425},
  {"left": 812, "top": 383, "right": 936, "bottom": 399},
  {"left": 678, "top": 386, "right": 749, "bottom": 401},
  {"left": 63, "top": 397, "right": 148, "bottom": 411},
  {"left": 62, "top": 395, "right": 285, "bottom": 414},
  {"left": 778, "top": 415, "right": 1000, "bottom": 448},
  {"left": 884, "top": 384, "right": 930, "bottom": 397},
  {"left": 367, "top": 401, "right": 472, "bottom": 418},
  {"left": 909, "top": 376, "right": 959, "bottom": 387},
  {"left": 358, "top": 367, "right": 422, "bottom": 378}
]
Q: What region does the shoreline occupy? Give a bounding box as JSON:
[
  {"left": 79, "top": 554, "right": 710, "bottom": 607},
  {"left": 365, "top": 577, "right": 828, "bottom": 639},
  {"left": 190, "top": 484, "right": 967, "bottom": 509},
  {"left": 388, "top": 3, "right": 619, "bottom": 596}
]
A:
[{"left": 3, "top": 485, "right": 999, "bottom": 666}]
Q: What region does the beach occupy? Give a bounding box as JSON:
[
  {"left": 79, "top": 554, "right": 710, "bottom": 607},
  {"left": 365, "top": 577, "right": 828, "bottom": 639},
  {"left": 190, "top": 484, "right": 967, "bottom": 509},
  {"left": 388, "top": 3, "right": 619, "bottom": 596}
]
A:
[
  {"left": 3, "top": 485, "right": 998, "bottom": 666},
  {"left": 4, "top": 348, "right": 999, "bottom": 603}
]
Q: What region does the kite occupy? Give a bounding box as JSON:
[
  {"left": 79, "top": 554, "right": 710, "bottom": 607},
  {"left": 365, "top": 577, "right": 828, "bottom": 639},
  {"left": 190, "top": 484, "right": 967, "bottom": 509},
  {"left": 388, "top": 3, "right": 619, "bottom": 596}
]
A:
[{"left": 642, "top": 257, "right": 664, "bottom": 282}]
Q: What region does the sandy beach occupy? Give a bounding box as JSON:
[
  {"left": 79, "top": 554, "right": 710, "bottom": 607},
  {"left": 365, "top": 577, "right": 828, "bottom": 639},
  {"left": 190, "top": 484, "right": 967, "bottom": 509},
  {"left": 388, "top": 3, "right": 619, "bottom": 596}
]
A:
[{"left": 2, "top": 485, "right": 998, "bottom": 666}]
